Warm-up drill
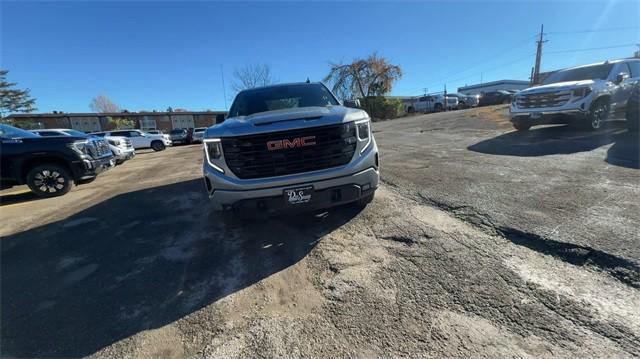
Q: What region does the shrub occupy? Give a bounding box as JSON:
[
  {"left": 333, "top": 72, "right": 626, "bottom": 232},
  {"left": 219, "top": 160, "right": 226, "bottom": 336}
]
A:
[
  {"left": 360, "top": 97, "right": 404, "bottom": 121},
  {"left": 107, "top": 117, "right": 134, "bottom": 130}
]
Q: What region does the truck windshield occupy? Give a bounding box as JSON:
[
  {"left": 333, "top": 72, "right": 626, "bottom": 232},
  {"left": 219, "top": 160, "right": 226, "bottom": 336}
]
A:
[
  {"left": 542, "top": 63, "right": 614, "bottom": 85},
  {"left": 0, "top": 124, "right": 40, "bottom": 139},
  {"left": 229, "top": 83, "right": 340, "bottom": 117},
  {"left": 62, "top": 129, "right": 88, "bottom": 137}
]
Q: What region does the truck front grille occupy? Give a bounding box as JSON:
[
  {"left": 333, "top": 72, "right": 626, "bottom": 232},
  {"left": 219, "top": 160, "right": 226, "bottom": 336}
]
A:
[
  {"left": 221, "top": 123, "right": 357, "bottom": 179},
  {"left": 89, "top": 139, "right": 112, "bottom": 158},
  {"left": 517, "top": 91, "right": 571, "bottom": 108}
]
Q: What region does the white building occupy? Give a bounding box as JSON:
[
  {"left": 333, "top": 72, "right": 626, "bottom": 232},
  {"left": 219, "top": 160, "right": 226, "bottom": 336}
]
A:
[{"left": 458, "top": 80, "right": 530, "bottom": 95}]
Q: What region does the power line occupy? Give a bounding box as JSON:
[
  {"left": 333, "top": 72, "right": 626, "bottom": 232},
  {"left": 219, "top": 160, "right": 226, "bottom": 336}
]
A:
[
  {"left": 545, "top": 43, "right": 638, "bottom": 54},
  {"left": 547, "top": 26, "right": 640, "bottom": 35},
  {"left": 407, "top": 34, "right": 539, "bottom": 93}
]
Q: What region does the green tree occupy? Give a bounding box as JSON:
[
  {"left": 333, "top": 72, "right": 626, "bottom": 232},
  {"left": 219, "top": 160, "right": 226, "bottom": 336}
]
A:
[
  {"left": 107, "top": 117, "right": 134, "bottom": 130},
  {"left": 0, "top": 69, "right": 36, "bottom": 118}
]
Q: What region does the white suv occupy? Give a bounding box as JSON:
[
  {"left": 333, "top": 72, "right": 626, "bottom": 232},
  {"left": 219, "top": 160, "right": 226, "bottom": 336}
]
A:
[
  {"left": 93, "top": 129, "right": 172, "bottom": 151},
  {"left": 510, "top": 59, "right": 640, "bottom": 131},
  {"left": 407, "top": 94, "right": 459, "bottom": 113}
]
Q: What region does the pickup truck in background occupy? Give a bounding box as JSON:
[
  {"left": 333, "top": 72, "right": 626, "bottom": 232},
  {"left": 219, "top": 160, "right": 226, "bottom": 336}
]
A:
[
  {"left": 93, "top": 129, "right": 171, "bottom": 151},
  {"left": 407, "top": 94, "right": 459, "bottom": 113},
  {"left": 1, "top": 124, "right": 114, "bottom": 197},
  {"left": 510, "top": 58, "right": 640, "bottom": 131},
  {"left": 31, "top": 128, "right": 135, "bottom": 165}
]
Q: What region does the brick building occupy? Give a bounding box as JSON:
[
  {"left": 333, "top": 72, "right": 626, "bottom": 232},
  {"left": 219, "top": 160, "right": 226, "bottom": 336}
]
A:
[{"left": 4, "top": 111, "right": 228, "bottom": 132}]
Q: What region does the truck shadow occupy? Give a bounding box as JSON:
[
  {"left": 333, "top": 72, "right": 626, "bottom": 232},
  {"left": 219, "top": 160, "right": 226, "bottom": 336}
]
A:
[
  {"left": 467, "top": 121, "right": 638, "bottom": 168},
  {"left": 606, "top": 131, "right": 640, "bottom": 169},
  {"left": 1, "top": 178, "right": 362, "bottom": 357},
  {"left": 0, "top": 190, "right": 41, "bottom": 206}
]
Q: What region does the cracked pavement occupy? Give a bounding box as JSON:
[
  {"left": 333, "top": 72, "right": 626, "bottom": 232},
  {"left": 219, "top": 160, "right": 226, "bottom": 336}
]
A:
[{"left": 1, "top": 107, "right": 639, "bottom": 357}]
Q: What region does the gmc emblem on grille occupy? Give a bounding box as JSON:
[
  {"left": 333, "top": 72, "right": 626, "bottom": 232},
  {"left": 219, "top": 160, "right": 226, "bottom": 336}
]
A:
[{"left": 266, "top": 136, "right": 316, "bottom": 151}]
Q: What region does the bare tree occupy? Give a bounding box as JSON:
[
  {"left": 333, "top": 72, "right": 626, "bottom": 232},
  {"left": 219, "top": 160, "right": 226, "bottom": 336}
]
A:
[
  {"left": 323, "top": 53, "right": 402, "bottom": 100},
  {"left": 232, "top": 64, "right": 273, "bottom": 92},
  {"left": 90, "top": 95, "right": 120, "bottom": 113}
]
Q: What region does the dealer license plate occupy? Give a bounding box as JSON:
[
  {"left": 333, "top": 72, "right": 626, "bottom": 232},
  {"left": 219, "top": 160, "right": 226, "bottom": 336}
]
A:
[{"left": 284, "top": 186, "right": 313, "bottom": 205}]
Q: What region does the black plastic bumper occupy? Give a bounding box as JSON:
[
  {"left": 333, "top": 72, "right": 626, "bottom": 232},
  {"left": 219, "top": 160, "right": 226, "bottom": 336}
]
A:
[
  {"left": 511, "top": 111, "right": 588, "bottom": 126},
  {"left": 71, "top": 156, "right": 114, "bottom": 181},
  {"left": 228, "top": 184, "right": 375, "bottom": 217}
]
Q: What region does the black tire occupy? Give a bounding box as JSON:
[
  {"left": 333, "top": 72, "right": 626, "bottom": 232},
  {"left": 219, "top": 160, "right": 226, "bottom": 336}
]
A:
[
  {"left": 434, "top": 103, "right": 443, "bottom": 112},
  {"left": 407, "top": 106, "right": 415, "bottom": 113},
  {"left": 151, "top": 140, "right": 165, "bottom": 151},
  {"left": 626, "top": 88, "right": 639, "bottom": 132},
  {"left": 26, "top": 164, "right": 73, "bottom": 197},
  {"left": 353, "top": 192, "right": 375, "bottom": 208},
  {"left": 513, "top": 122, "right": 531, "bottom": 131},
  {"left": 627, "top": 114, "right": 639, "bottom": 132},
  {"left": 584, "top": 98, "right": 610, "bottom": 131}
]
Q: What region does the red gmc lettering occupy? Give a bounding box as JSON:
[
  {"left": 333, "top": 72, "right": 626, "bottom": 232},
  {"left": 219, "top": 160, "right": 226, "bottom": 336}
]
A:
[{"left": 266, "top": 136, "right": 316, "bottom": 151}]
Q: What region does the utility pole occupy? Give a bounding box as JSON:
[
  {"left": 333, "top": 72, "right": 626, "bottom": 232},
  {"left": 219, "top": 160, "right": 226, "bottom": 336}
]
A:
[
  {"left": 532, "top": 24, "right": 547, "bottom": 85},
  {"left": 423, "top": 88, "right": 428, "bottom": 96},
  {"left": 220, "top": 64, "right": 227, "bottom": 110},
  {"left": 443, "top": 84, "right": 448, "bottom": 112}
]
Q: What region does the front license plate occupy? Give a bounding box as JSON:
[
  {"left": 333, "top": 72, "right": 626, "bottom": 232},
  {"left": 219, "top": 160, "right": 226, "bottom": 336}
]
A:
[
  {"left": 284, "top": 186, "right": 313, "bottom": 205},
  {"left": 530, "top": 112, "right": 542, "bottom": 119}
]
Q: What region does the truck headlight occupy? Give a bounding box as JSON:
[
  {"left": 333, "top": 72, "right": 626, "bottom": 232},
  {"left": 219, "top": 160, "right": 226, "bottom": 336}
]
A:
[
  {"left": 571, "top": 87, "right": 592, "bottom": 100},
  {"left": 203, "top": 138, "right": 224, "bottom": 173},
  {"left": 355, "top": 118, "right": 372, "bottom": 154},
  {"left": 68, "top": 140, "right": 90, "bottom": 157}
]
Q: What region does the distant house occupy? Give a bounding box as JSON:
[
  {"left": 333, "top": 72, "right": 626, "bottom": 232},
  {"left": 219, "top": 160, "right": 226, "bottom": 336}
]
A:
[
  {"left": 4, "top": 110, "right": 228, "bottom": 132},
  {"left": 457, "top": 80, "right": 530, "bottom": 95}
]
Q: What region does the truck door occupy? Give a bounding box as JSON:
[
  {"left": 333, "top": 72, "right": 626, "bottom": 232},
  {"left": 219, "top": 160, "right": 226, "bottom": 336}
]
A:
[{"left": 610, "top": 62, "right": 633, "bottom": 112}]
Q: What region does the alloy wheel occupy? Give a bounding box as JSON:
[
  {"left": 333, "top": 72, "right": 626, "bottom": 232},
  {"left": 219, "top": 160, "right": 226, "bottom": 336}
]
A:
[{"left": 33, "top": 169, "right": 66, "bottom": 193}]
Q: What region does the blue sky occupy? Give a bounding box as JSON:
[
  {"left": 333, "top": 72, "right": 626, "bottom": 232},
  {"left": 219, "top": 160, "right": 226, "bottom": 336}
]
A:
[{"left": 2, "top": 1, "right": 639, "bottom": 113}]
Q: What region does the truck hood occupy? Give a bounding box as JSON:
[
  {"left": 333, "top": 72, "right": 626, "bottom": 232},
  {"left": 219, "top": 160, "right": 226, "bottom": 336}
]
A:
[
  {"left": 17, "top": 135, "right": 87, "bottom": 144},
  {"left": 205, "top": 106, "right": 369, "bottom": 138},
  {"left": 520, "top": 80, "right": 595, "bottom": 94}
]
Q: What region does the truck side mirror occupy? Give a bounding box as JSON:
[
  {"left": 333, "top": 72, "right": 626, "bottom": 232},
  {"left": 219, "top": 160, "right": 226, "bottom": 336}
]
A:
[
  {"left": 615, "top": 72, "right": 629, "bottom": 84},
  {"left": 215, "top": 114, "right": 226, "bottom": 124},
  {"left": 343, "top": 99, "right": 360, "bottom": 108}
]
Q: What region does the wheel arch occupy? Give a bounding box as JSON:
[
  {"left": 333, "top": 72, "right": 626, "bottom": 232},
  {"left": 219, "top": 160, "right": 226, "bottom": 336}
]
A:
[{"left": 20, "top": 156, "right": 74, "bottom": 184}]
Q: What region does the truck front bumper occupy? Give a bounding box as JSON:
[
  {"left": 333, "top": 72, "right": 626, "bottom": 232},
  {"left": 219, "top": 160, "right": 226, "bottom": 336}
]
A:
[
  {"left": 510, "top": 108, "right": 588, "bottom": 126},
  {"left": 203, "top": 140, "right": 380, "bottom": 213},
  {"left": 71, "top": 156, "right": 115, "bottom": 182}
]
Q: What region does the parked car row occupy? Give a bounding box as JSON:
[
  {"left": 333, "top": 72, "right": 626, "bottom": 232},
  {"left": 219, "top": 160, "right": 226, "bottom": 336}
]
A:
[
  {"left": 406, "top": 92, "right": 485, "bottom": 113},
  {"left": 1, "top": 124, "right": 116, "bottom": 197}
]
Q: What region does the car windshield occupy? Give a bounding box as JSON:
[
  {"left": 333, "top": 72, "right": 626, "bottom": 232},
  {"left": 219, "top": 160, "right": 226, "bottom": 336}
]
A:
[
  {"left": 170, "top": 129, "right": 185, "bottom": 134},
  {"left": 542, "top": 63, "right": 614, "bottom": 84},
  {"left": 62, "top": 129, "right": 87, "bottom": 137},
  {"left": 229, "top": 83, "right": 339, "bottom": 117},
  {"left": 0, "top": 124, "right": 40, "bottom": 138}
]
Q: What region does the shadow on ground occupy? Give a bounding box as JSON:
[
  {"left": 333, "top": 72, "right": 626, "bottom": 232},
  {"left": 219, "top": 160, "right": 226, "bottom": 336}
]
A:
[
  {"left": 1, "top": 179, "right": 362, "bottom": 357},
  {"left": 468, "top": 121, "right": 638, "bottom": 168},
  {"left": 0, "top": 190, "right": 40, "bottom": 206}
]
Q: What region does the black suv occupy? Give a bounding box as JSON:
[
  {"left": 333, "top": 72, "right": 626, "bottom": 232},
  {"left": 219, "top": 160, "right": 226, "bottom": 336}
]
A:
[
  {"left": 0, "top": 124, "right": 114, "bottom": 197},
  {"left": 478, "top": 90, "right": 514, "bottom": 107}
]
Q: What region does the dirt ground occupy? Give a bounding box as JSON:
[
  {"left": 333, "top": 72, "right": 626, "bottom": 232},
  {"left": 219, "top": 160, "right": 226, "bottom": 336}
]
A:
[{"left": 1, "top": 109, "right": 639, "bottom": 357}]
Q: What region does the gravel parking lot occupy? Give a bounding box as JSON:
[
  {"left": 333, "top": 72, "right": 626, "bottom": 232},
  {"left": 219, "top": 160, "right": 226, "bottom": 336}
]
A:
[{"left": 2, "top": 108, "right": 639, "bottom": 357}]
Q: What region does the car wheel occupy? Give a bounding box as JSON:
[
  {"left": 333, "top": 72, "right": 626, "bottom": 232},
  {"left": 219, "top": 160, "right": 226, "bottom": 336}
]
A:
[
  {"left": 434, "top": 103, "right": 443, "bottom": 112},
  {"left": 513, "top": 122, "right": 531, "bottom": 131},
  {"left": 151, "top": 140, "right": 165, "bottom": 151},
  {"left": 626, "top": 90, "right": 639, "bottom": 132},
  {"left": 26, "top": 164, "right": 73, "bottom": 197},
  {"left": 502, "top": 98, "right": 511, "bottom": 104},
  {"left": 584, "top": 99, "right": 609, "bottom": 131}
]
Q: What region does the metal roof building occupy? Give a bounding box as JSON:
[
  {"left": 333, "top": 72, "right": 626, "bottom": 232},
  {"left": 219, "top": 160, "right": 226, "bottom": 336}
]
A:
[{"left": 457, "top": 80, "right": 530, "bottom": 95}]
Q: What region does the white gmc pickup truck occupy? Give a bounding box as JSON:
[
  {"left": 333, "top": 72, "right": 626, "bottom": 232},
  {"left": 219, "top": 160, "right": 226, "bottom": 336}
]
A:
[{"left": 510, "top": 58, "right": 640, "bottom": 131}]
